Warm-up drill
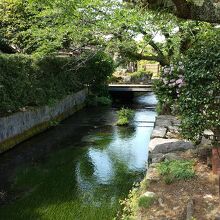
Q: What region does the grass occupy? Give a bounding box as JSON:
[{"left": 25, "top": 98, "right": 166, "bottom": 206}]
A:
[
  {"left": 118, "top": 160, "right": 196, "bottom": 219},
  {"left": 116, "top": 108, "right": 134, "bottom": 126},
  {"left": 157, "top": 160, "right": 196, "bottom": 184},
  {"left": 138, "top": 195, "right": 155, "bottom": 208}
]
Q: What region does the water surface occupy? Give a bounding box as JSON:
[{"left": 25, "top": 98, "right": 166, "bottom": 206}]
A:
[{"left": 0, "top": 93, "right": 157, "bottom": 220}]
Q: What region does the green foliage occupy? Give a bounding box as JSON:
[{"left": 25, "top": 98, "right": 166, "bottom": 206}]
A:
[
  {"left": 153, "top": 63, "right": 183, "bottom": 114},
  {"left": 118, "top": 108, "right": 134, "bottom": 120},
  {"left": 157, "top": 160, "right": 195, "bottom": 184},
  {"left": 96, "top": 96, "right": 112, "bottom": 106},
  {"left": 177, "top": 28, "right": 220, "bottom": 142},
  {"left": 119, "top": 179, "right": 149, "bottom": 219},
  {"left": 0, "top": 0, "right": 115, "bottom": 55},
  {"left": 153, "top": 26, "right": 219, "bottom": 142},
  {"left": 0, "top": 51, "right": 114, "bottom": 115},
  {"left": 86, "top": 95, "right": 112, "bottom": 106},
  {"left": 0, "top": 0, "right": 210, "bottom": 65},
  {"left": 116, "top": 117, "right": 129, "bottom": 126},
  {"left": 138, "top": 196, "right": 155, "bottom": 208},
  {"left": 129, "top": 71, "right": 152, "bottom": 82},
  {"left": 77, "top": 51, "right": 115, "bottom": 95},
  {"left": 116, "top": 108, "right": 134, "bottom": 126}
]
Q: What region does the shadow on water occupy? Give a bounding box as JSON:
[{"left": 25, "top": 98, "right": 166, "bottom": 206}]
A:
[{"left": 0, "top": 92, "right": 157, "bottom": 220}]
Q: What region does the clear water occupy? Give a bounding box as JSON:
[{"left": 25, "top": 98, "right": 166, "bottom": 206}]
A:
[{"left": 0, "top": 93, "right": 157, "bottom": 220}]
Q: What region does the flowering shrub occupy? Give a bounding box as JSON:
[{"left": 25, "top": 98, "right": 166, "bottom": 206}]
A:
[
  {"left": 154, "top": 28, "right": 220, "bottom": 143},
  {"left": 153, "top": 62, "right": 185, "bottom": 114},
  {"left": 177, "top": 29, "right": 220, "bottom": 142}
]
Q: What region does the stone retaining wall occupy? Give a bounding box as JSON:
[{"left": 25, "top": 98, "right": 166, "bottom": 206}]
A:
[
  {"left": 147, "top": 115, "right": 195, "bottom": 182},
  {"left": 0, "top": 88, "right": 88, "bottom": 153}
]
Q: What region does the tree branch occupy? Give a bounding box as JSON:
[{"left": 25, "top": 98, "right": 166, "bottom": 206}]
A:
[
  {"left": 136, "top": 0, "right": 220, "bottom": 23},
  {"left": 125, "top": 50, "right": 169, "bottom": 66}
]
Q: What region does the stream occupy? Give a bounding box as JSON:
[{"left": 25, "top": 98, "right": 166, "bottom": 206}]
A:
[{"left": 0, "top": 92, "right": 157, "bottom": 220}]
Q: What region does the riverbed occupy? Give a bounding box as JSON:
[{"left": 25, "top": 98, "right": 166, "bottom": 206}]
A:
[{"left": 0, "top": 92, "right": 157, "bottom": 220}]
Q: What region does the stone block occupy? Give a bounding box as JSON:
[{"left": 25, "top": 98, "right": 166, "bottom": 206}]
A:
[
  {"left": 149, "top": 138, "right": 194, "bottom": 154},
  {"left": 151, "top": 127, "right": 167, "bottom": 138}
]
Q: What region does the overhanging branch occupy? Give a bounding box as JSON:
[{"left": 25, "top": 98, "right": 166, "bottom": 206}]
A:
[{"left": 136, "top": 0, "right": 220, "bottom": 23}]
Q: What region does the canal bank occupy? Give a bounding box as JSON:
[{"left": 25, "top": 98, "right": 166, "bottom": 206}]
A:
[
  {"left": 0, "top": 89, "right": 88, "bottom": 154},
  {"left": 120, "top": 115, "right": 220, "bottom": 220},
  {"left": 0, "top": 92, "right": 157, "bottom": 220}
]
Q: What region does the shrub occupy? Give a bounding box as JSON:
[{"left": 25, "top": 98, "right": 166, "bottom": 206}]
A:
[
  {"left": 77, "top": 51, "right": 115, "bottom": 96},
  {"left": 157, "top": 160, "right": 195, "bottom": 184},
  {"left": 0, "top": 51, "right": 114, "bottom": 115},
  {"left": 177, "top": 29, "right": 220, "bottom": 142},
  {"left": 153, "top": 63, "right": 184, "bottom": 114},
  {"left": 130, "top": 71, "right": 152, "bottom": 79},
  {"left": 153, "top": 28, "right": 220, "bottom": 142},
  {"left": 116, "top": 117, "right": 129, "bottom": 126}
]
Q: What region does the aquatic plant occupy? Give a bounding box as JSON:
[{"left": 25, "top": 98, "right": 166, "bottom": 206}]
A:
[{"left": 116, "top": 108, "right": 134, "bottom": 126}]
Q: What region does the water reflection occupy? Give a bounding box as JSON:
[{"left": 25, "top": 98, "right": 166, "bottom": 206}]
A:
[
  {"left": 0, "top": 93, "right": 157, "bottom": 220},
  {"left": 74, "top": 103, "right": 156, "bottom": 209}
]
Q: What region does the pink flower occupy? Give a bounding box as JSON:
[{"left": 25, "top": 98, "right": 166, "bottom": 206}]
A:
[{"left": 176, "top": 79, "right": 183, "bottom": 84}]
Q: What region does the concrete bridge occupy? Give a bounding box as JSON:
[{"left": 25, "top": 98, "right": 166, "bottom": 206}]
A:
[{"left": 108, "top": 84, "right": 153, "bottom": 92}]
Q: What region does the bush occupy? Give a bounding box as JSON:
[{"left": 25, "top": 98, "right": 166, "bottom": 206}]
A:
[
  {"left": 153, "top": 63, "right": 184, "bottom": 114},
  {"left": 177, "top": 29, "right": 220, "bottom": 142},
  {"left": 157, "top": 160, "right": 195, "bottom": 184},
  {"left": 116, "top": 108, "right": 134, "bottom": 126},
  {"left": 0, "top": 51, "right": 114, "bottom": 115},
  {"left": 77, "top": 51, "right": 115, "bottom": 96},
  {"left": 153, "top": 28, "right": 220, "bottom": 142},
  {"left": 130, "top": 71, "right": 152, "bottom": 79}
]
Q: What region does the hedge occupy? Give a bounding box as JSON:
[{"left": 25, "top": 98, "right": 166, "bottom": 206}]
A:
[{"left": 0, "top": 51, "right": 114, "bottom": 115}]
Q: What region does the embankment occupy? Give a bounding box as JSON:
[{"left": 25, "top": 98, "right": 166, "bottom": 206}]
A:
[{"left": 0, "top": 89, "right": 88, "bottom": 153}]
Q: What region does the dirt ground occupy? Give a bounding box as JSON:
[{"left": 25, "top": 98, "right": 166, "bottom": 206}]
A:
[{"left": 139, "top": 152, "right": 220, "bottom": 220}]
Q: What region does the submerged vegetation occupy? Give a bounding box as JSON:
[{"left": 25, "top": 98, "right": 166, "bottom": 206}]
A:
[
  {"left": 116, "top": 108, "right": 135, "bottom": 126},
  {"left": 0, "top": 106, "right": 154, "bottom": 220}
]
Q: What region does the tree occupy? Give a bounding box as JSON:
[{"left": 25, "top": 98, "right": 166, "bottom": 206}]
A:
[
  {"left": 102, "top": 4, "right": 212, "bottom": 67},
  {"left": 0, "top": 0, "right": 116, "bottom": 55},
  {"left": 0, "top": 0, "right": 209, "bottom": 65},
  {"left": 127, "top": 0, "right": 220, "bottom": 23}
]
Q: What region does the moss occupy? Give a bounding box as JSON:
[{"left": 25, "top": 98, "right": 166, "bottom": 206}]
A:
[{"left": 0, "top": 103, "right": 85, "bottom": 154}]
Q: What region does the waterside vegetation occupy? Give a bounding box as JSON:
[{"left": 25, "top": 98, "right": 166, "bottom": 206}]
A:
[
  {"left": 0, "top": 52, "right": 114, "bottom": 116},
  {"left": 116, "top": 108, "right": 135, "bottom": 126}
]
